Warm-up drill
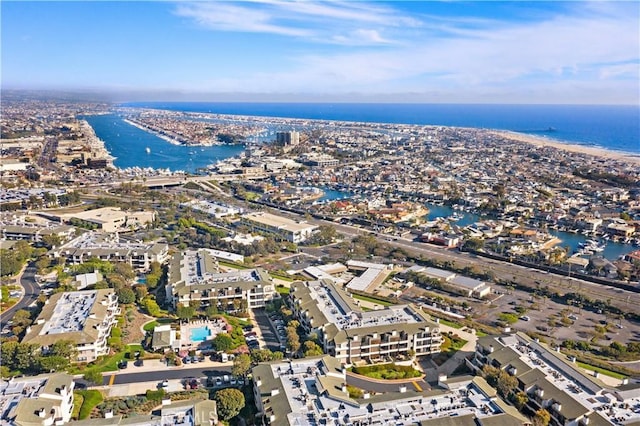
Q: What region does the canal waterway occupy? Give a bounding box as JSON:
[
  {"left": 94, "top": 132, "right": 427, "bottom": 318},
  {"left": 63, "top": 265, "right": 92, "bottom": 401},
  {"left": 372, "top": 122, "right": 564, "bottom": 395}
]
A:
[
  {"left": 83, "top": 114, "right": 244, "bottom": 173},
  {"left": 424, "top": 203, "right": 630, "bottom": 262}
]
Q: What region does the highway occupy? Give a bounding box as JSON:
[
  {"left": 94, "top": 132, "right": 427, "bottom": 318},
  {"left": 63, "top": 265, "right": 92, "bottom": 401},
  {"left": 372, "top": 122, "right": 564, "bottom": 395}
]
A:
[
  {"left": 0, "top": 264, "right": 40, "bottom": 330},
  {"left": 323, "top": 220, "right": 640, "bottom": 312}
]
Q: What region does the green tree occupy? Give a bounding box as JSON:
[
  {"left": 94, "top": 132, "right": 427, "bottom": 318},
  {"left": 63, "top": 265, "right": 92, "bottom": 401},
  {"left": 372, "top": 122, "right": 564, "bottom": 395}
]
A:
[
  {"left": 496, "top": 372, "right": 519, "bottom": 398},
  {"left": 214, "top": 388, "right": 245, "bottom": 421},
  {"left": 51, "top": 340, "right": 77, "bottom": 361},
  {"left": 513, "top": 391, "right": 528, "bottom": 410},
  {"left": 213, "top": 334, "right": 233, "bottom": 352},
  {"left": 533, "top": 409, "right": 551, "bottom": 426},
  {"left": 205, "top": 305, "right": 219, "bottom": 319},
  {"left": 15, "top": 343, "right": 39, "bottom": 371},
  {"left": 83, "top": 369, "right": 103, "bottom": 385},
  {"left": 134, "top": 285, "right": 148, "bottom": 302},
  {"left": 231, "top": 353, "right": 252, "bottom": 377},
  {"left": 303, "top": 340, "right": 323, "bottom": 357},
  {"left": 41, "top": 234, "right": 62, "bottom": 249},
  {"left": 142, "top": 297, "right": 161, "bottom": 317},
  {"left": 38, "top": 355, "right": 69, "bottom": 372},
  {"left": 116, "top": 287, "right": 136, "bottom": 304},
  {"left": 286, "top": 325, "right": 301, "bottom": 354},
  {"left": 1, "top": 341, "right": 18, "bottom": 371},
  {"left": 177, "top": 304, "right": 196, "bottom": 321}
]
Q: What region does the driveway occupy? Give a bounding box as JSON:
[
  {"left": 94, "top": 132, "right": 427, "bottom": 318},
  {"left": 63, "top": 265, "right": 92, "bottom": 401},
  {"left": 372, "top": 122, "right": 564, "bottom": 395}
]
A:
[{"left": 253, "top": 308, "right": 283, "bottom": 352}]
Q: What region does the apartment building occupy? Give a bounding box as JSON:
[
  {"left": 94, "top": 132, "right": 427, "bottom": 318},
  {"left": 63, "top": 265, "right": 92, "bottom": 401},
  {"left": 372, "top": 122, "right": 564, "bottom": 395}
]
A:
[
  {"left": 6, "top": 373, "right": 75, "bottom": 426},
  {"left": 289, "top": 280, "right": 442, "bottom": 364},
  {"left": 51, "top": 232, "right": 169, "bottom": 272},
  {"left": 21, "top": 290, "right": 120, "bottom": 363},
  {"left": 471, "top": 333, "right": 640, "bottom": 426},
  {"left": 58, "top": 207, "right": 155, "bottom": 233},
  {"left": 165, "top": 249, "right": 275, "bottom": 311},
  {"left": 252, "top": 355, "right": 528, "bottom": 426},
  {"left": 240, "top": 211, "right": 317, "bottom": 243}
]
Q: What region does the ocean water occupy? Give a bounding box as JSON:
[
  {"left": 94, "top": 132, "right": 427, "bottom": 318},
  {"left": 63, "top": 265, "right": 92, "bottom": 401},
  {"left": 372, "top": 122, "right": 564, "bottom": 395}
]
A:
[
  {"left": 83, "top": 113, "right": 244, "bottom": 173},
  {"left": 122, "top": 102, "right": 640, "bottom": 154}
]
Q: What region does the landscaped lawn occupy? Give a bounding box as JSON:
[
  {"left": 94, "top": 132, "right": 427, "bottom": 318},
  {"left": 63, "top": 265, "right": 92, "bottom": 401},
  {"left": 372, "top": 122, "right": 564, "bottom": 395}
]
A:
[
  {"left": 218, "top": 260, "right": 250, "bottom": 270},
  {"left": 437, "top": 318, "right": 463, "bottom": 329},
  {"left": 270, "top": 273, "right": 294, "bottom": 282},
  {"left": 76, "top": 390, "right": 103, "bottom": 420},
  {"left": 351, "top": 363, "right": 422, "bottom": 380},
  {"left": 143, "top": 318, "right": 174, "bottom": 332},
  {"left": 352, "top": 293, "right": 394, "bottom": 307},
  {"left": 276, "top": 286, "right": 290, "bottom": 295},
  {"left": 577, "top": 362, "right": 627, "bottom": 380},
  {"left": 70, "top": 344, "right": 145, "bottom": 375}
]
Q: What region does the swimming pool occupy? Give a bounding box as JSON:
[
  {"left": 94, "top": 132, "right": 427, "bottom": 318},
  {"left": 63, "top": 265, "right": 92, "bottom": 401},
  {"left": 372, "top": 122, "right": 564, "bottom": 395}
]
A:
[{"left": 190, "top": 326, "right": 211, "bottom": 342}]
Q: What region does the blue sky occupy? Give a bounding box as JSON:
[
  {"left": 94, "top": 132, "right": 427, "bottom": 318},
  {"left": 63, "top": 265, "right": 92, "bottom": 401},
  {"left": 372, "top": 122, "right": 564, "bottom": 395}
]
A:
[{"left": 2, "top": 1, "right": 638, "bottom": 104}]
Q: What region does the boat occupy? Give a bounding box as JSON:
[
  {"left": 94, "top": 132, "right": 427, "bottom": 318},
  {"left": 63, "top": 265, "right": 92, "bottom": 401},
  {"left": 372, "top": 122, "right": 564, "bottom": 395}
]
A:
[
  {"left": 448, "top": 212, "right": 464, "bottom": 222},
  {"left": 579, "top": 239, "right": 606, "bottom": 252},
  {"left": 145, "top": 147, "right": 151, "bottom": 154}
]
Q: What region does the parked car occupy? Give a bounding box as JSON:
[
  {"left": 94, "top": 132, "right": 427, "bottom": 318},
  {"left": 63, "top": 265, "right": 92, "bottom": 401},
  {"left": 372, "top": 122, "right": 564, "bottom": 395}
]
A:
[{"left": 117, "top": 360, "right": 128, "bottom": 369}]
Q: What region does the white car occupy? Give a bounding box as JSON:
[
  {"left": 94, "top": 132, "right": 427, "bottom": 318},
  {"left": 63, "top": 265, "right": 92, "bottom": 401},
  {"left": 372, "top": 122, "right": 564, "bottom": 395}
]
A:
[{"left": 520, "top": 316, "right": 530, "bottom": 322}]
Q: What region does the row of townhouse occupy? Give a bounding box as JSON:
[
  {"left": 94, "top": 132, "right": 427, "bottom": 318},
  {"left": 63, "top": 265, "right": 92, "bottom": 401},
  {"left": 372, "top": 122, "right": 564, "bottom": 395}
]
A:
[
  {"left": 289, "top": 280, "right": 443, "bottom": 364},
  {"left": 470, "top": 332, "right": 640, "bottom": 426}
]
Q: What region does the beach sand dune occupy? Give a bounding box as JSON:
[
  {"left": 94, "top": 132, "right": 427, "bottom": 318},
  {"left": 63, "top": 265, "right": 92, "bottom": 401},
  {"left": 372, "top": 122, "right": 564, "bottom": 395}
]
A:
[{"left": 490, "top": 130, "right": 640, "bottom": 166}]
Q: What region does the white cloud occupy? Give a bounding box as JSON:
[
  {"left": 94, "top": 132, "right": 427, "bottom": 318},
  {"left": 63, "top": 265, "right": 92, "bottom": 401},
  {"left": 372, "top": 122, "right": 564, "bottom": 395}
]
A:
[
  {"left": 174, "top": 0, "right": 417, "bottom": 44},
  {"left": 174, "top": 2, "right": 639, "bottom": 103},
  {"left": 174, "top": 2, "right": 311, "bottom": 37}
]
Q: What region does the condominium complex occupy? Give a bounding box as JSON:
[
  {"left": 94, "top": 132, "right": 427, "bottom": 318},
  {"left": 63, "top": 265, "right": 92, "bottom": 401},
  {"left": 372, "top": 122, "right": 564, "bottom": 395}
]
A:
[
  {"left": 3, "top": 373, "right": 75, "bottom": 426},
  {"left": 51, "top": 232, "right": 169, "bottom": 272},
  {"left": 252, "top": 355, "right": 528, "bottom": 426},
  {"left": 471, "top": 333, "right": 640, "bottom": 426},
  {"left": 240, "top": 211, "right": 317, "bottom": 243},
  {"left": 56, "top": 207, "right": 156, "bottom": 233},
  {"left": 166, "top": 249, "right": 275, "bottom": 310},
  {"left": 289, "top": 280, "right": 443, "bottom": 364},
  {"left": 1, "top": 224, "right": 76, "bottom": 244},
  {"left": 21, "top": 289, "right": 120, "bottom": 363}
]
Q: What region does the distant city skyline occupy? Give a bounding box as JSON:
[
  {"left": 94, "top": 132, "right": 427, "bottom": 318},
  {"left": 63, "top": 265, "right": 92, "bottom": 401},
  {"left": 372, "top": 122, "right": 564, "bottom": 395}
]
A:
[{"left": 2, "top": 1, "right": 639, "bottom": 104}]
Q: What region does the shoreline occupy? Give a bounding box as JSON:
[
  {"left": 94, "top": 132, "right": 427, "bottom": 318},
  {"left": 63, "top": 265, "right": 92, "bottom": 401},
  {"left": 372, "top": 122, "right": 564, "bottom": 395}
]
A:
[
  {"left": 123, "top": 118, "right": 225, "bottom": 147},
  {"left": 489, "top": 130, "right": 640, "bottom": 166},
  {"left": 120, "top": 106, "right": 640, "bottom": 164}
]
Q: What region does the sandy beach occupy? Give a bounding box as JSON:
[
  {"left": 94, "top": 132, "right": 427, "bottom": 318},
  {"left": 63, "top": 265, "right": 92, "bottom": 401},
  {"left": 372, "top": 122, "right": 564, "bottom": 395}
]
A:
[{"left": 490, "top": 130, "right": 640, "bottom": 166}]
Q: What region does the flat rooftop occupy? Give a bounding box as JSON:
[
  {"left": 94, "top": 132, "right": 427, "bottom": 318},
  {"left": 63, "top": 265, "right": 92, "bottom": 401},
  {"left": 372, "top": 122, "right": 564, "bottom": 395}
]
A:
[
  {"left": 175, "top": 250, "right": 261, "bottom": 287},
  {"left": 309, "top": 281, "right": 423, "bottom": 330},
  {"left": 40, "top": 291, "right": 97, "bottom": 335},
  {"left": 258, "top": 357, "right": 512, "bottom": 426},
  {"left": 488, "top": 335, "right": 640, "bottom": 425},
  {"left": 243, "top": 211, "right": 316, "bottom": 232}
]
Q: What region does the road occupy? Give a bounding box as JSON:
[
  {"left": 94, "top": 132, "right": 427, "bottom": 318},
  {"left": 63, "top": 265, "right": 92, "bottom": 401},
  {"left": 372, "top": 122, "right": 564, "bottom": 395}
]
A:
[
  {"left": 0, "top": 264, "right": 40, "bottom": 329},
  {"left": 100, "top": 363, "right": 233, "bottom": 386},
  {"left": 321, "top": 220, "right": 640, "bottom": 313}
]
